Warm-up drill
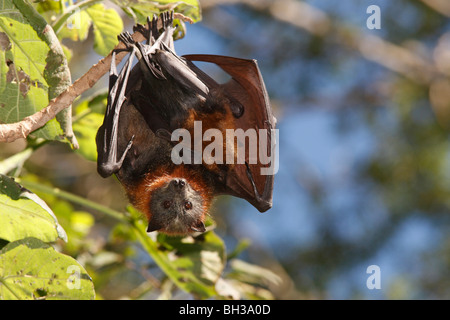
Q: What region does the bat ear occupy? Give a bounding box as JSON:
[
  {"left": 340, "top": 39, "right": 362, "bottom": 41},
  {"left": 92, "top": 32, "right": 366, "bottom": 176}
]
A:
[
  {"left": 190, "top": 220, "right": 206, "bottom": 233},
  {"left": 147, "top": 219, "right": 163, "bottom": 233},
  {"left": 228, "top": 96, "right": 245, "bottom": 118}
]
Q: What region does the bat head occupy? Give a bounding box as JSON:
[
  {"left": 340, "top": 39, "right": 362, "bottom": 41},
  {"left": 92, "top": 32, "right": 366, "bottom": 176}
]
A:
[
  {"left": 147, "top": 177, "right": 207, "bottom": 234},
  {"left": 127, "top": 166, "right": 212, "bottom": 236}
]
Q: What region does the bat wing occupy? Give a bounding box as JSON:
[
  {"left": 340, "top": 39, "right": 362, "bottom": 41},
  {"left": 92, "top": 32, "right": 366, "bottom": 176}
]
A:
[
  {"left": 183, "top": 55, "right": 277, "bottom": 212},
  {"left": 96, "top": 12, "right": 175, "bottom": 180},
  {"left": 96, "top": 50, "right": 136, "bottom": 178}
]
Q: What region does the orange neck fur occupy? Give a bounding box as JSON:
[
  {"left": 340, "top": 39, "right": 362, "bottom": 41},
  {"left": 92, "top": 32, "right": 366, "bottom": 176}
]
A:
[{"left": 125, "top": 165, "right": 213, "bottom": 222}]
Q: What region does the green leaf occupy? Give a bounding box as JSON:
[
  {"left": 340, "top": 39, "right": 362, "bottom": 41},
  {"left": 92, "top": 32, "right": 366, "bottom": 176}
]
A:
[
  {"left": 12, "top": 0, "right": 76, "bottom": 147},
  {"left": 0, "top": 0, "right": 62, "bottom": 140},
  {"left": 70, "top": 211, "right": 95, "bottom": 236},
  {"left": 0, "top": 174, "right": 67, "bottom": 243},
  {"left": 23, "top": 181, "right": 95, "bottom": 257},
  {"left": 129, "top": 207, "right": 225, "bottom": 299},
  {"left": 0, "top": 173, "right": 21, "bottom": 199},
  {"left": 0, "top": 237, "right": 94, "bottom": 300},
  {"left": 56, "top": 3, "right": 122, "bottom": 56},
  {"left": 229, "top": 259, "right": 282, "bottom": 288},
  {"left": 113, "top": 0, "right": 201, "bottom": 25},
  {"left": 86, "top": 4, "right": 123, "bottom": 56},
  {"left": 73, "top": 112, "right": 103, "bottom": 161},
  {"left": 158, "top": 231, "right": 226, "bottom": 284},
  {"left": 224, "top": 260, "right": 283, "bottom": 300},
  {"left": 56, "top": 9, "right": 91, "bottom": 42},
  {"left": 72, "top": 92, "right": 107, "bottom": 162},
  {"left": 35, "top": 0, "right": 62, "bottom": 16},
  {"left": 0, "top": 147, "right": 33, "bottom": 176}
]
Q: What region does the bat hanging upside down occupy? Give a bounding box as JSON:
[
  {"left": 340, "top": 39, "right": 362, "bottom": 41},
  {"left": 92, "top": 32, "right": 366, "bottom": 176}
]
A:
[{"left": 96, "top": 12, "right": 277, "bottom": 235}]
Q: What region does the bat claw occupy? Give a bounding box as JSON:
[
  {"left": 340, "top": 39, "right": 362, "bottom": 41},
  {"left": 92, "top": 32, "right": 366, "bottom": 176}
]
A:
[
  {"left": 245, "top": 162, "right": 272, "bottom": 212},
  {"left": 161, "top": 10, "right": 174, "bottom": 30},
  {"left": 149, "top": 14, "right": 159, "bottom": 43},
  {"left": 126, "top": 135, "right": 135, "bottom": 149},
  {"left": 118, "top": 32, "right": 136, "bottom": 50},
  {"left": 133, "top": 23, "right": 149, "bottom": 43}
]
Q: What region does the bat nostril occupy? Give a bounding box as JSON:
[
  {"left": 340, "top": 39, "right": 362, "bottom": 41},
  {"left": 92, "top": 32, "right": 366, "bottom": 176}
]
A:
[{"left": 171, "top": 179, "right": 185, "bottom": 188}]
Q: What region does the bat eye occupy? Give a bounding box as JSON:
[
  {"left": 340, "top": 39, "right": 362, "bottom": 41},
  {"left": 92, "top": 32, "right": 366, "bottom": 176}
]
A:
[
  {"left": 184, "top": 201, "right": 192, "bottom": 210},
  {"left": 163, "top": 200, "right": 172, "bottom": 209}
]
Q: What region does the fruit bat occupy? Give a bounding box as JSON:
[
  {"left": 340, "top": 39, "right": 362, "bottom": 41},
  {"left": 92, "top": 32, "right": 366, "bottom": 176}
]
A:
[{"left": 96, "top": 12, "right": 277, "bottom": 235}]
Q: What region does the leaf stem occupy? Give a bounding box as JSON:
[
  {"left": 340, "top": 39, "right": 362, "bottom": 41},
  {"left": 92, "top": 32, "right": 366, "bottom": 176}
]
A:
[{"left": 18, "top": 179, "right": 129, "bottom": 224}]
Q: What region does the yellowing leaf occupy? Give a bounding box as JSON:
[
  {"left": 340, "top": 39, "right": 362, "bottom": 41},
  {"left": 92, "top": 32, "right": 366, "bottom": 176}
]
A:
[
  {"left": 0, "top": 238, "right": 94, "bottom": 300},
  {"left": 86, "top": 4, "right": 123, "bottom": 56},
  {"left": 0, "top": 174, "right": 67, "bottom": 243},
  {"left": 57, "top": 10, "right": 91, "bottom": 42}
]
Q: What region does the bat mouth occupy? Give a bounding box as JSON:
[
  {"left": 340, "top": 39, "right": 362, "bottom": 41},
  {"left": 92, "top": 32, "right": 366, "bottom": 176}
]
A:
[
  {"left": 167, "top": 217, "right": 206, "bottom": 234},
  {"left": 147, "top": 216, "right": 206, "bottom": 235}
]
